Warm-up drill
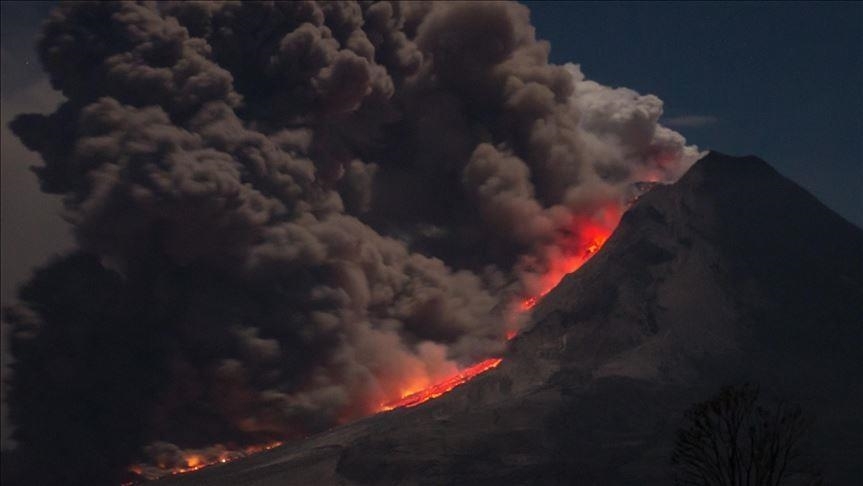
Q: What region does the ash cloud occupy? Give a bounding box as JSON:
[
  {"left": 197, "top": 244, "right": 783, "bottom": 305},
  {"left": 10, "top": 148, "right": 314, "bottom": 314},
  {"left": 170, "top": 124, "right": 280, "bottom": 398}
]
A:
[{"left": 3, "top": 2, "right": 699, "bottom": 483}]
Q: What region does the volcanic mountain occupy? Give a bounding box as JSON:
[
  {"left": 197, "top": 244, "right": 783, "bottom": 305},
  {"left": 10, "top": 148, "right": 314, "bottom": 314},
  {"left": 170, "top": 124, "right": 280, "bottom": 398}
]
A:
[{"left": 156, "top": 152, "right": 863, "bottom": 485}]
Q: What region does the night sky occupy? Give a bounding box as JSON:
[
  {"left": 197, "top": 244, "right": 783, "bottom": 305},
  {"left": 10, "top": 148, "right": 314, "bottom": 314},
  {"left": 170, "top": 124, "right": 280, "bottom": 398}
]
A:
[
  {"left": 2, "top": 1, "right": 861, "bottom": 305},
  {"left": 0, "top": 2, "right": 860, "bottom": 483},
  {"left": 528, "top": 1, "right": 862, "bottom": 227}
]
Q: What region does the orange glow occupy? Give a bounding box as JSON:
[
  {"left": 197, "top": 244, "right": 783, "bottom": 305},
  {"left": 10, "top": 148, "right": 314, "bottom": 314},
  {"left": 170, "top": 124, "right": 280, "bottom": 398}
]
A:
[
  {"left": 518, "top": 233, "right": 606, "bottom": 310},
  {"left": 127, "top": 441, "right": 282, "bottom": 481},
  {"left": 378, "top": 208, "right": 619, "bottom": 414},
  {"left": 519, "top": 213, "right": 617, "bottom": 311},
  {"left": 378, "top": 358, "right": 503, "bottom": 412},
  {"left": 520, "top": 296, "right": 539, "bottom": 311},
  {"left": 124, "top": 208, "right": 620, "bottom": 481}
]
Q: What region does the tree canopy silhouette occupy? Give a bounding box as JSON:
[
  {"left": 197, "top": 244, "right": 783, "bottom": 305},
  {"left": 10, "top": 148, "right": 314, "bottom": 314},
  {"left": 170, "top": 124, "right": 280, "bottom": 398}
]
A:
[{"left": 671, "top": 384, "right": 822, "bottom": 486}]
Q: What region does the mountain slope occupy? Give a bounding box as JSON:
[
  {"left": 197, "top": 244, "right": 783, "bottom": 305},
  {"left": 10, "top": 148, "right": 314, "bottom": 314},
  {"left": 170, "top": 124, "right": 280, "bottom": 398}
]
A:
[{"left": 158, "top": 152, "right": 863, "bottom": 485}]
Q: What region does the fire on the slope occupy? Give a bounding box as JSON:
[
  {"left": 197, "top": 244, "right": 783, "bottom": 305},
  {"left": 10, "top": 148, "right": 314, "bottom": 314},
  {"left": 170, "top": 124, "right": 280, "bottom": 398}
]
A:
[
  {"left": 377, "top": 358, "right": 504, "bottom": 412},
  {"left": 127, "top": 210, "right": 620, "bottom": 482},
  {"left": 124, "top": 441, "right": 282, "bottom": 483},
  {"left": 521, "top": 213, "right": 618, "bottom": 311},
  {"left": 379, "top": 212, "right": 618, "bottom": 412}
]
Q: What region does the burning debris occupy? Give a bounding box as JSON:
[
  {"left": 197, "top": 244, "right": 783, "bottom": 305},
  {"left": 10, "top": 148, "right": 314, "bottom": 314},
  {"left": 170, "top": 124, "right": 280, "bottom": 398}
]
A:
[
  {"left": 124, "top": 210, "right": 612, "bottom": 480},
  {"left": 126, "top": 441, "right": 283, "bottom": 482},
  {"left": 378, "top": 358, "right": 503, "bottom": 412},
  {"left": 520, "top": 215, "right": 617, "bottom": 310},
  {"left": 625, "top": 181, "right": 664, "bottom": 207},
  {"left": 110, "top": 152, "right": 863, "bottom": 486},
  {"left": 3, "top": 2, "right": 699, "bottom": 484},
  {"left": 369, "top": 212, "right": 618, "bottom": 414}
]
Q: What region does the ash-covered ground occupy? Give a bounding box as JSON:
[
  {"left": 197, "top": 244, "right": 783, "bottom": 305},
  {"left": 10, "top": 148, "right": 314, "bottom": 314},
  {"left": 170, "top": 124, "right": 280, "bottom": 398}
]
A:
[{"left": 155, "top": 152, "right": 863, "bottom": 485}]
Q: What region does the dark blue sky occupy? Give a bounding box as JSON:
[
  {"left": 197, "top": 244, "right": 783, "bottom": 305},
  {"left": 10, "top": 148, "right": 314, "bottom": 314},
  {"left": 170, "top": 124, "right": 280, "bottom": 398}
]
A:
[{"left": 527, "top": 1, "right": 862, "bottom": 225}]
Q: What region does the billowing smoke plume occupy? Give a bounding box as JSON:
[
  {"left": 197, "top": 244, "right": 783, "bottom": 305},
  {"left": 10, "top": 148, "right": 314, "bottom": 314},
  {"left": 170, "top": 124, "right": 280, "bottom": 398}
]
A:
[{"left": 3, "top": 1, "right": 698, "bottom": 483}]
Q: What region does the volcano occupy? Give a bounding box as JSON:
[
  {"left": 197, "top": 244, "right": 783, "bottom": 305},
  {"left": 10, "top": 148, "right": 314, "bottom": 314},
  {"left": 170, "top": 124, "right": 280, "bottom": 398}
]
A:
[{"left": 148, "top": 152, "right": 862, "bottom": 485}]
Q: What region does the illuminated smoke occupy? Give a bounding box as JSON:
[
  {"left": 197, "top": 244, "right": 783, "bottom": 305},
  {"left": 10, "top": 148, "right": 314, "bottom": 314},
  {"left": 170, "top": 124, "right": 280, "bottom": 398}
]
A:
[
  {"left": 4, "top": 2, "right": 698, "bottom": 483},
  {"left": 378, "top": 358, "right": 503, "bottom": 412}
]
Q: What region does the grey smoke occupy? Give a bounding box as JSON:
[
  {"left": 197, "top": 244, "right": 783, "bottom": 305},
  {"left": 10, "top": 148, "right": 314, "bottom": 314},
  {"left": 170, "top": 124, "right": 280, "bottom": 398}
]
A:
[{"left": 3, "top": 2, "right": 699, "bottom": 483}]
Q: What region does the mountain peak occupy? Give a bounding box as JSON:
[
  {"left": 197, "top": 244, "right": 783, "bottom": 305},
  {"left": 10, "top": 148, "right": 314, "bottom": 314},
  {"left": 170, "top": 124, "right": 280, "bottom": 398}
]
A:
[
  {"left": 687, "top": 150, "right": 776, "bottom": 178},
  {"left": 156, "top": 154, "right": 863, "bottom": 485}
]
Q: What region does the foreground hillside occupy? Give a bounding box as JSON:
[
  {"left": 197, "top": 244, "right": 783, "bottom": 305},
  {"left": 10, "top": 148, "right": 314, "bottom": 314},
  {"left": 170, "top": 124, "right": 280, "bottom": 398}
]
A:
[{"left": 159, "top": 152, "right": 863, "bottom": 485}]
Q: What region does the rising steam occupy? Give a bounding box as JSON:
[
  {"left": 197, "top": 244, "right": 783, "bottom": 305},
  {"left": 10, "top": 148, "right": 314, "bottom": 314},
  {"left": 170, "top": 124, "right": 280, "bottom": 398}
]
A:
[{"left": 3, "top": 2, "right": 698, "bottom": 483}]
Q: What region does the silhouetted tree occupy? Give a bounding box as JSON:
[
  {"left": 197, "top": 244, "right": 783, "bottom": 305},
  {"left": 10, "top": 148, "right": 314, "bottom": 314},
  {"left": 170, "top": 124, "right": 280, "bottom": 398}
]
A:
[{"left": 671, "top": 384, "right": 822, "bottom": 486}]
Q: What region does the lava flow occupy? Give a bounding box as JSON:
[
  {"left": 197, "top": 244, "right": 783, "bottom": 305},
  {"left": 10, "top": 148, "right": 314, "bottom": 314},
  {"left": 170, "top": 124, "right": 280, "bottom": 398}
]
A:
[
  {"left": 125, "top": 441, "right": 283, "bottom": 482},
  {"left": 126, "top": 217, "right": 616, "bottom": 482},
  {"left": 378, "top": 358, "right": 504, "bottom": 411},
  {"left": 379, "top": 215, "right": 617, "bottom": 413},
  {"left": 520, "top": 222, "right": 612, "bottom": 311}
]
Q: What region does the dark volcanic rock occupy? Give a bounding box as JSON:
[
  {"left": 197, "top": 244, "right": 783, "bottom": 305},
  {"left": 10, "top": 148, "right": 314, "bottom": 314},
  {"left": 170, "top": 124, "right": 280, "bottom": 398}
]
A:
[{"left": 158, "top": 152, "right": 863, "bottom": 485}]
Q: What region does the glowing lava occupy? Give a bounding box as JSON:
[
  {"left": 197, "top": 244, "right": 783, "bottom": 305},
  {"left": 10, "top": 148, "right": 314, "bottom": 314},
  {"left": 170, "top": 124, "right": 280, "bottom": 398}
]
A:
[
  {"left": 378, "top": 358, "right": 503, "bottom": 411},
  {"left": 520, "top": 225, "right": 611, "bottom": 311},
  {"left": 519, "top": 204, "right": 620, "bottom": 311},
  {"left": 126, "top": 441, "right": 282, "bottom": 482},
  {"left": 378, "top": 215, "right": 616, "bottom": 414},
  {"left": 380, "top": 213, "right": 621, "bottom": 417},
  {"left": 125, "top": 213, "right": 617, "bottom": 481}
]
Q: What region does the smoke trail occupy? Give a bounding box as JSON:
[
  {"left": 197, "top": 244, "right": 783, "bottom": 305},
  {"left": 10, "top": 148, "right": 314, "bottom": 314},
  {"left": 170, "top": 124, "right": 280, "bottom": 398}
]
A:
[{"left": 3, "top": 2, "right": 698, "bottom": 483}]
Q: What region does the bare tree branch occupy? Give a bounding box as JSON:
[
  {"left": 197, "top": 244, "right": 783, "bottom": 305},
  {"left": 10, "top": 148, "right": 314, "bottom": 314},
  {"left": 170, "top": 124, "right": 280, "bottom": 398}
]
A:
[{"left": 671, "top": 384, "right": 822, "bottom": 486}]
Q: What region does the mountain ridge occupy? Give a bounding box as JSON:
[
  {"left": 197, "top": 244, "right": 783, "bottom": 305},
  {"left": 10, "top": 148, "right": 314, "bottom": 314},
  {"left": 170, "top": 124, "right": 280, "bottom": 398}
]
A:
[{"left": 157, "top": 151, "right": 863, "bottom": 485}]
